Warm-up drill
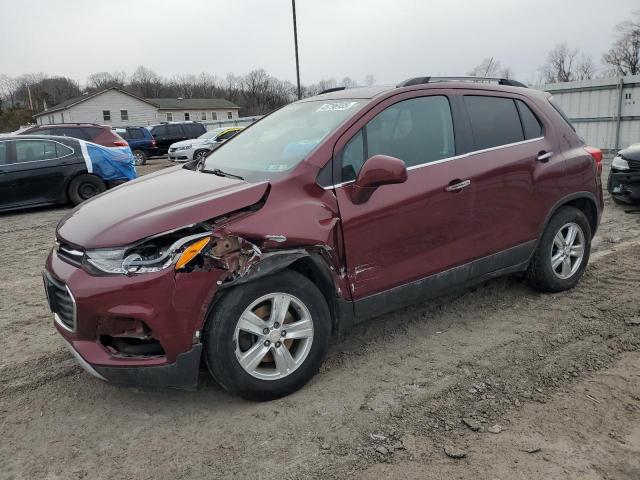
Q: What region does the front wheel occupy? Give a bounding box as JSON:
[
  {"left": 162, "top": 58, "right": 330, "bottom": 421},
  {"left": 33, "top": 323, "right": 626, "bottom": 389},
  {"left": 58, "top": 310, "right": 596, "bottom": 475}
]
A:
[
  {"left": 203, "top": 270, "right": 332, "bottom": 400},
  {"left": 526, "top": 206, "right": 591, "bottom": 292},
  {"left": 193, "top": 149, "right": 209, "bottom": 162}
]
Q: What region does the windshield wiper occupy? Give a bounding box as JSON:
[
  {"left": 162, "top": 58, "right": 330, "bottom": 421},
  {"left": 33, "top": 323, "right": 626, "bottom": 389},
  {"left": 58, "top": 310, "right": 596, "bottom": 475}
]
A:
[{"left": 201, "top": 168, "right": 244, "bottom": 181}]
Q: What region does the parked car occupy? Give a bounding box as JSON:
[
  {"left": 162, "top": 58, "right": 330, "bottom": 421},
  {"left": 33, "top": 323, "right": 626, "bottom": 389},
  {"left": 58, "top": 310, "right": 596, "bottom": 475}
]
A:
[
  {"left": 20, "top": 123, "right": 129, "bottom": 148},
  {"left": 147, "top": 122, "right": 206, "bottom": 155},
  {"left": 113, "top": 126, "right": 158, "bottom": 165},
  {"left": 607, "top": 143, "right": 640, "bottom": 205},
  {"left": 0, "top": 135, "right": 136, "bottom": 212},
  {"left": 44, "top": 76, "right": 603, "bottom": 400},
  {"left": 168, "top": 127, "right": 244, "bottom": 162}
]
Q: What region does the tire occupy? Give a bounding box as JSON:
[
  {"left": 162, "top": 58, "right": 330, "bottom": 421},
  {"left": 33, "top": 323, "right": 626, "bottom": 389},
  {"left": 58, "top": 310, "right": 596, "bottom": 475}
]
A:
[
  {"left": 193, "top": 149, "right": 209, "bottom": 162},
  {"left": 526, "top": 206, "right": 591, "bottom": 292},
  {"left": 203, "top": 270, "right": 332, "bottom": 401},
  {"left": 68, "top": 174, "right": 106, "bottom": 206},
  {"left": 132, "top": 149, "right": 147, "bottom": 166}
]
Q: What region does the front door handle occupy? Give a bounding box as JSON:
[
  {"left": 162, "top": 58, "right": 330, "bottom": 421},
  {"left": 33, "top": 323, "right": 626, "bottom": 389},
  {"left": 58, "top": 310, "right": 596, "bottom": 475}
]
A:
[
  {"left": 537, "top": 151, "right": 554, "bottom": 162},
  {"left": 445, "top": 179, "right": 471, "bottom": 192}
]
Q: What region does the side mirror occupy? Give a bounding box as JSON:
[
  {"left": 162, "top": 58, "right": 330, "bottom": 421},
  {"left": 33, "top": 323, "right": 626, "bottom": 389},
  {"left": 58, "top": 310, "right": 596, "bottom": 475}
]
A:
[{"left": 350, "top": 154, "right": 407, "bottom": 204}]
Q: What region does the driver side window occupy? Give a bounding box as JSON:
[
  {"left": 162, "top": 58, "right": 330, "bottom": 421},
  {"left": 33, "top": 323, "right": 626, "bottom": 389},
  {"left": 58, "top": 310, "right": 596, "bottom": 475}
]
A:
[{"left": 340, "top": 95, "right": 455, "bottom": 182}]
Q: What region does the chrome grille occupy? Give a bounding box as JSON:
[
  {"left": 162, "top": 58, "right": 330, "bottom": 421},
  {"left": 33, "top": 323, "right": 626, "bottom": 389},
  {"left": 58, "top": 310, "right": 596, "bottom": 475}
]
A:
[
  {"left": 56, "top": 240, "right": 84, "bottom": 267},
  {"left": 43, "top": 273, "right": 76, "bottom": 331}
]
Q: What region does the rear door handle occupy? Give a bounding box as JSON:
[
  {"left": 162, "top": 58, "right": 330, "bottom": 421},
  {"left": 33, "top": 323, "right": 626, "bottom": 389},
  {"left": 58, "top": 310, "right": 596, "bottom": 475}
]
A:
[
  {"left": 445, "top": 179, "right": 471, "bottom": 192},
  {"left": 537, "top": 151, "right": 553, "bottom": 162}
]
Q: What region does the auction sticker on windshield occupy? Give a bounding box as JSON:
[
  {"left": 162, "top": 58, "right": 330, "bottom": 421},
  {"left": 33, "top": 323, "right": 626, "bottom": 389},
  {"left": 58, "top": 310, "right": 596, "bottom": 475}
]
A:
[{"left": 316, "top": 101, "right": 358, "bottom": 112}]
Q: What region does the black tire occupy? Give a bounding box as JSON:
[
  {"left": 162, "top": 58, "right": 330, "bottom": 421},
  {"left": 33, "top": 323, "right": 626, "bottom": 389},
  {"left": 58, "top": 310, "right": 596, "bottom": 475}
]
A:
[
  {"left": 68, "top": 174, "right": 106, "bottom": 206},
  {"left": 526, "top": 206, "right": 591, "bottom": 292},
  {"left": 203, "top": 270, "right": 332, "bottom": 401},
  {"left": 132, "top": 149, "right": 147, "bottom": 166}
]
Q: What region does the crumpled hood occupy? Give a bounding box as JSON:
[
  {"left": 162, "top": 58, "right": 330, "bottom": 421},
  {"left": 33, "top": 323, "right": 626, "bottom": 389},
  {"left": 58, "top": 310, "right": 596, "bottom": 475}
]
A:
[
  {"left": 620, "top": 144, "right": 640, "bottom": 162},
  {"left": 57, "top": 166, "right": 269, "bottom": 249}
]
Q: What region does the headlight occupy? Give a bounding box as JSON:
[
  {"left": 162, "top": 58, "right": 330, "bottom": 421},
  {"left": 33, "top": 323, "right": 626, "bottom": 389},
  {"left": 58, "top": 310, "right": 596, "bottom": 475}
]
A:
[
  {"left": 174, "top": 144, "right": 192, "bottom": 151},
  {"left": 612, "top": 155, "right": 630, "bottom": 171},
  {"left": 85, "top": 232, "right": 211, "bottom": 274}
]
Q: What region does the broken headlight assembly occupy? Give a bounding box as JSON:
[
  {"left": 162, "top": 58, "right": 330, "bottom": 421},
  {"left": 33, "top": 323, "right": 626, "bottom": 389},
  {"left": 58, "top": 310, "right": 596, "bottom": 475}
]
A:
[
  {"left": 612, "top": 155, "right": 630, "bottom": 171},
  {"left": 84, "top": 231, "right": 212, "bottom": 275}
]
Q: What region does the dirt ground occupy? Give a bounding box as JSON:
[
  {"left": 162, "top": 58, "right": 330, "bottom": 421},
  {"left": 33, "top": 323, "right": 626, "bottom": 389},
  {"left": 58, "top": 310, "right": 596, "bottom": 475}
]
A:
[{"left": 1, "top": 157, "right": 639, "bottom": 480}]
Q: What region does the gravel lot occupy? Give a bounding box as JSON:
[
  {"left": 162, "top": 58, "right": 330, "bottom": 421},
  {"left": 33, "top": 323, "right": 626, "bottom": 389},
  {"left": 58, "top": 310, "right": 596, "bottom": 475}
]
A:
[{"left": 1, "top": 157, "right": 639, "bottom": 480}]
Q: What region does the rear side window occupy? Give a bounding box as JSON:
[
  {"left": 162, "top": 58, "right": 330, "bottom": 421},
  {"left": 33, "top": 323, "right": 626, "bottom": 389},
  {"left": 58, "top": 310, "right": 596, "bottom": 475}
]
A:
[
  {"left": 167, "top": 124, "right": 184, "bottom": 136},
  {"left": 549, "top": 97, "right": 576, "bottom": 132},
  {"left": 82, "top": 127, "right": 104, "bottom": 141},
  {"left": 151, "top": 125, "right": 167, "bottom": 136},
  {"left": 25, "top": 128, "right": 52, "bottom": 136},
  {"left": 465, "top": 96, "right": 524, "bottom": 150},
  {"left": 126, "top": 128, "right": 144, "bottom": 140},
  {"left": 14, "top": 140, "right": 59, "bottom": 162},
  {"left": 341, "top": 95, "right": 455, "bottom": 181},
  {"left": 184, "top": 123, "right": 205, "bottom": 136},
  {"left": 515, "top": 100, "right": 543, "bottom": 139}
]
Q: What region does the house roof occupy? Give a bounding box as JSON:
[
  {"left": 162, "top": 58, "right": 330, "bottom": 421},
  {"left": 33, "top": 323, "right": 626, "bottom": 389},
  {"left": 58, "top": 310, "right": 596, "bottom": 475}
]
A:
[
  {"left": 34, "top": 88, "right": 239, "bottom": 118},
  {"left": 148, "top": 98, "right": 240, "bottom": 110},
  {"left": 33, "top": 88, "right": 157, "bottom": 117}
]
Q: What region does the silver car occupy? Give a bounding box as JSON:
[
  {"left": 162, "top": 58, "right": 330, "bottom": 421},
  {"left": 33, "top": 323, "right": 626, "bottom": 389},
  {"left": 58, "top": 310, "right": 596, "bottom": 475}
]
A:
[{"left": 168, "top": 127, "right": 243, "bottom": 162}]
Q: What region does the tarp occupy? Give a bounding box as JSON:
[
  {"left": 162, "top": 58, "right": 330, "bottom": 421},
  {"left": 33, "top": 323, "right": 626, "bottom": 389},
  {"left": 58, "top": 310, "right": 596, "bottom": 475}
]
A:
[{"left": 78, "top": 141, "right": 137, "bottom": 181}]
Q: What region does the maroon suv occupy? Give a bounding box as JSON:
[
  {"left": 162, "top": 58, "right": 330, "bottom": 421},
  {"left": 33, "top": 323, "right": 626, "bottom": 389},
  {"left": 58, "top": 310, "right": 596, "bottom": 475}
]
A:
[
  {"left": 44, "top": 77, "right": 604, "bottom": 400},
  {"left": 21, "top": 123, "right": 129, "bottom": 148}
]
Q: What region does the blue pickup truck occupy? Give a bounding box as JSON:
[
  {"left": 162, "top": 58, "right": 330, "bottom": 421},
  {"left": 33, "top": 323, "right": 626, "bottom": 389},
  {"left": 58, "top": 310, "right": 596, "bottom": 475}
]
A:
[{"left": 113, "top": 126, "right": 158, "bottom": 165}]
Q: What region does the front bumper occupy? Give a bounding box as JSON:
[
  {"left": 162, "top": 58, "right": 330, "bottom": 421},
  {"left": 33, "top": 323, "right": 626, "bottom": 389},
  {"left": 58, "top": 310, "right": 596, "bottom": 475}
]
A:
[
  {"left": 607, "top": 169, "right": 640, "bottom": 203},
  {"left": 44, "top": 248, "right": 226, "bottom": 389}
]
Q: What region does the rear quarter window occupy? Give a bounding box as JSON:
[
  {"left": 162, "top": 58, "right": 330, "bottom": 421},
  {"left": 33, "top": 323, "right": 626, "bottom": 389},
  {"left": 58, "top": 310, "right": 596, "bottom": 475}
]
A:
[
  {"left": 126, "top": 128, "right": 145, "bottom": 140},
  {"left": 549, "top": 97, "right": 576, "bottom": 132},
  {"left": 184, "top": 123, "right": 205, "bottom": 136},
  {"left": 515, "top": 100, "right": 543, "bottom": 139},
  {"left": 464, "top": 96, "right": 524, "bottom": 150}
]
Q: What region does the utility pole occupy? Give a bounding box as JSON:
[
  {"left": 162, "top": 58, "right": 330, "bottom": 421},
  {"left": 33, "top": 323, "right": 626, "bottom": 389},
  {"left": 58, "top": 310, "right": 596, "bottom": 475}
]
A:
[{"left": 292, "top": 0, "right": 301, "bottom": 99}]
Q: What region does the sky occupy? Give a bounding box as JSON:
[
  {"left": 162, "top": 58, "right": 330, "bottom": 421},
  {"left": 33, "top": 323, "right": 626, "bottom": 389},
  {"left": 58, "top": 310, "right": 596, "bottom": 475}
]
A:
[{"left": 0, "top": 0, "right": 637, "bottom": 86}]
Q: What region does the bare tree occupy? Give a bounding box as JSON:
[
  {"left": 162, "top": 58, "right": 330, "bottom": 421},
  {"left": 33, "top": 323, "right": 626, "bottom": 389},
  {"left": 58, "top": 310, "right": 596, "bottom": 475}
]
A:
[
  {"left": 341, "top": 76, "right": 358, "bottom": 88},
  {"left": 541, "top": 44, "right": 578, "bottom": 83},
  {"left": 130, "top": 66, "right": 162, "bottom": 97},
  {"left": 603, "top": 11, "right": 640, "bottom": 76},
  {"left": 364, "top": 74, "right": 375, "bottom": 87},
  {"left": 575, "top": 54, "right": 596, "bottom": 80},
  {"left": 468, "top": 58, "right": 513, "bottom": 78},
  {"left": 87, "top": 71, "right": 127, "bottom": 91}
]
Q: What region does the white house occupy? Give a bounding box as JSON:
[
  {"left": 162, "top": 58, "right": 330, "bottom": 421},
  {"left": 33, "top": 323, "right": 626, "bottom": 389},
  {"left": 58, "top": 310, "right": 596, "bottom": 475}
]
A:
[{"left": 33, "top": 88, "right": 241, "bottom": 127}]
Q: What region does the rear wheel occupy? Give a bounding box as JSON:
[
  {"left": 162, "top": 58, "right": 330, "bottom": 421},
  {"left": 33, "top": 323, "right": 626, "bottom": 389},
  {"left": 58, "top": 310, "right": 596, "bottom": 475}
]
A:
[
  {"left": 203, "top": 270, "right": 331, "bottom": 400},
  {"left": 526, "top": 206, "right": 591, "bottom": 292},
  {"left": 132, "top": 149, "right": 147, "bottom": 166},
  {"left": 68, "top": 174, "right": 106, "bottom": 205}
]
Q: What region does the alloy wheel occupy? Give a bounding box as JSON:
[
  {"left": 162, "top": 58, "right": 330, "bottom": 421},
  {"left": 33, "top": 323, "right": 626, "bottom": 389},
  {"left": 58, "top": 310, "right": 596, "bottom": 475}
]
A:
[
  {"left": 233, "top": 293, "right": 314, "bottom": 380},
  {"left": 550, "top": 222, "right": 585, "bottom": 279}
]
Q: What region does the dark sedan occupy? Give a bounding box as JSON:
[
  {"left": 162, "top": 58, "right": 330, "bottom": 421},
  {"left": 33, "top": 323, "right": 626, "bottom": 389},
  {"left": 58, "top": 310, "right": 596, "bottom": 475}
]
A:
[
  {"left": 0, "top": 135, "right": 136, "bottom": 213},
  {"left": 608, "top": 143, "right": 640, "bottom": 205}
]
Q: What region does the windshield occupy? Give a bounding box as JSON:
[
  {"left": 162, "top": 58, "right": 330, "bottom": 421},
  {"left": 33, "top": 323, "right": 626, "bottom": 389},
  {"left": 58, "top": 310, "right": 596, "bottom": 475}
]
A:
[
  {"left": 199, "top": 129, "right": 224, "bottom": 140},
  {"left": 202, "top": 99, "right": 364, "bottom": 181}
]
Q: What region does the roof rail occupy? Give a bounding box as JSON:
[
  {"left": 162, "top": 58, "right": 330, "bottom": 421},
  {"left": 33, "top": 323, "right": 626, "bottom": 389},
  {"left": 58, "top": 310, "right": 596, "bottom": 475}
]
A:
[
  {"left": 396, "top": 76, "right": 527, "bottom": 88},
  {"left": 319, "top": 86, "right": 346, "bottom": 95}
]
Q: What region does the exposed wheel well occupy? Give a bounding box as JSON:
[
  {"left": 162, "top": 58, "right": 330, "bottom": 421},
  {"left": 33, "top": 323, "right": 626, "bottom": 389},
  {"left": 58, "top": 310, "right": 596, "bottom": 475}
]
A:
[
  {"left": 562, "top": 197, "right": 599, "bottom": 237},
  {"left": 287, "top": 255, "right": 340, "bottom": 333}
]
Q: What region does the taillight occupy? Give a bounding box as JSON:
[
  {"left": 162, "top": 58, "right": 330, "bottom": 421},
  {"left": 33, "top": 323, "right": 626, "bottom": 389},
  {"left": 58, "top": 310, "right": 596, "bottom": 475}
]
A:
[
  {"left": 585, "top": 146, "right": 603, "bottom": 175},
  {"left": 113, "top": 140, "right": 129, "bottom": 147}
]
